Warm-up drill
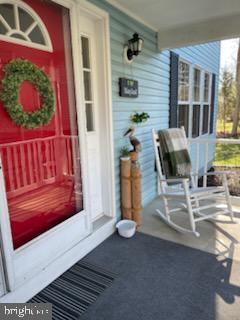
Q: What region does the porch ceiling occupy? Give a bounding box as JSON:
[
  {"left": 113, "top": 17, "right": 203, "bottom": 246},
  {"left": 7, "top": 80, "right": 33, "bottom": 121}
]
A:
[{"left": 107, "top": 0, "right": 240, "bottom": 50}]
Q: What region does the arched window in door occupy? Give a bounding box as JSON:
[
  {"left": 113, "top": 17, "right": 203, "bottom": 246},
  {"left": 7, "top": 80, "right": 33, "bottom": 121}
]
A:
[{"left": 0, "top": 0, "right": 53, "bottom": 51}]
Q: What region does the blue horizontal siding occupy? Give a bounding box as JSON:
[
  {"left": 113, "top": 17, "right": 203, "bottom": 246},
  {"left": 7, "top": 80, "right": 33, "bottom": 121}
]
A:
[
  {"left": 88, "top": 0, "right": 220, "bottom": 219},
  {"left": 89, "top": 0, "right": 169, "bottom": 219}
]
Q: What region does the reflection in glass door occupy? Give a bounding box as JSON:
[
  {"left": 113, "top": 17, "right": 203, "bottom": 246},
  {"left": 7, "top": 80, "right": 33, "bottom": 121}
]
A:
[{"left": 0, "top": 0, "right": 83, "bottom": 249}]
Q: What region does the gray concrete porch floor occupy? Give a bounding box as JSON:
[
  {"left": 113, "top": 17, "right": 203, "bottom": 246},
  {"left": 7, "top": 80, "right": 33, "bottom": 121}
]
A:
[{"left": 140, "top": 196, "right": 240, "bottom": 262}]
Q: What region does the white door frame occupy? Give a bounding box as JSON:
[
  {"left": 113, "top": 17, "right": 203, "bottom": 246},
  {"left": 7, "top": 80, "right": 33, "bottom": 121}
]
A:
[
  {"left": 75, "top": 0, "right": 115, "bottom": 221},
  {"left": 0, "top": 0, "right": 115, "bottom": 295}
]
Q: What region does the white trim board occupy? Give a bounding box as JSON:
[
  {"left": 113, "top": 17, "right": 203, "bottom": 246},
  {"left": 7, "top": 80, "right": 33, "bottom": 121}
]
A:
[
  {"left": 0, "top": 218, "right": 116, "bottom": 303},
  {"left": 106, "top": 0, "right": 157, "bottom": 32},
  {"left": 158, "top": 13, "right": 240, "bottom": 50},
  {"left": 104, "top": 0, "right": 240, "bottom": 50},
  {"left": 76, "top": 0, "right": 116, "bottom": 222}
]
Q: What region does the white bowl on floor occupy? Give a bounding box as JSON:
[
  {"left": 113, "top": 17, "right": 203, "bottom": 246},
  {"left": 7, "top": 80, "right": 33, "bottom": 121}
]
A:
[{"left": 116, "top": 220, "right": 137, "bottom": 238}]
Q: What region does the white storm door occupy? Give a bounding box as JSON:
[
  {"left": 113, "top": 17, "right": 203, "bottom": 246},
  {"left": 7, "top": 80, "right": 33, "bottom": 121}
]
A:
[
  {"left": 0, "top": 0, "right": 91, "bottom": 290},
  {"left": 79, "top": 13, "right": 104, "bottom": 221}
]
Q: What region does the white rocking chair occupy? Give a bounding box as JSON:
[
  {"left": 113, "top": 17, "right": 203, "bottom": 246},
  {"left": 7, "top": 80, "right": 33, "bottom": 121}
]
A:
[{"left": 152, "top": 128, "right": 234, "bottom": 237}]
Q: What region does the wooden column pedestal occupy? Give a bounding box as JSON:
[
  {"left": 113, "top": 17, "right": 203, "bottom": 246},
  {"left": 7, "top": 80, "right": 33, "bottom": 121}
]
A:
[
  {"left": 121, "top": 157, "right": 132, "bottom": 220},
  {"left": 121, "top": 151, "right": 142, "bottom": 227}
]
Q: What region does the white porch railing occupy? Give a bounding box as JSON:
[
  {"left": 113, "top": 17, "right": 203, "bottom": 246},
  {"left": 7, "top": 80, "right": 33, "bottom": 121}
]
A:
[
  {"left": 188, "top": 137, "right": 240, "bottom": 198},
  {"left": 0, "top": 135, "right": 80, "bottom": 199}
]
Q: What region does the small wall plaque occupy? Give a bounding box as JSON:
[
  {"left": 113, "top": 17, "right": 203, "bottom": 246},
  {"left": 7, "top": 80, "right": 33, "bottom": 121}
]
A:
[{"left": 119, "top": 78, "right": 138, "bottom": 98}]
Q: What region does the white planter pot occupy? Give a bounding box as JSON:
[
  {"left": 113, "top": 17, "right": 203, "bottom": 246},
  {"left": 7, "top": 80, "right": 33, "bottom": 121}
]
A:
[{"left": 116, "top": 220, "right": 136, "bottom": 238}]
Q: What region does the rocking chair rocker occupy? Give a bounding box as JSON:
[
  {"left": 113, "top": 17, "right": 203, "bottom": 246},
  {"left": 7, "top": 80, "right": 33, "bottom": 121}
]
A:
[{"left": 152, "top": 128, "right": 234, "bottom": 237}]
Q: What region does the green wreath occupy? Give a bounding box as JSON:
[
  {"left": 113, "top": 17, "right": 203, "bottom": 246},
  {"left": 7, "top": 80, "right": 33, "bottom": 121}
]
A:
[{"left": 0, "top": 58, "right": 55, "bottom": 129}]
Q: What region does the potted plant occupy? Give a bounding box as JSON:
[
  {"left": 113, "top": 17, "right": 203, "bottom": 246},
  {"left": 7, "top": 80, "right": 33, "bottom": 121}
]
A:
[
  {"left": 120, "top": 146, "right": 130, "bottom": 161},
  {"left": 130, "top": 111, "right": 150, "bottom": 125}
]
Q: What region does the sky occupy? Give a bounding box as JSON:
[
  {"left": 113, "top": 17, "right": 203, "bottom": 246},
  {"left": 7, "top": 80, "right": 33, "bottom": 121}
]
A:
[{"left": 220, "top": 38, "right": 239, "bottom": 74}]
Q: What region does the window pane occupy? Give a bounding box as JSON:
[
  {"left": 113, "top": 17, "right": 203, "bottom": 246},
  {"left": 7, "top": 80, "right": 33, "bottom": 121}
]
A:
[
  {"left": 178, "top": 62, "right": 189, "bottom": 101},
  {"left": 204, "top": 73, "right": 210, "bottom": 102},
  {"left": 0, "top": 21, "right": 8, "bottom": 34},
  {"left": 192, "top": 105, "right": 200, "bottom": 138},
  {"left": 193, "top": 69, "right": 200, "bottom": 102},
  {"left": 0, "top": 4, "right": 15, "bottom": 29},
  {"left": 11, "top": 33, "right": 26, "bottom": 40},
  {"left": 81, "top": 37, "right": 90, "bottom": 69},
  {"left": 202, "top": 105, "right": 209, "bottom": 134},
  {"left": 178, "top": 105, "right": 189, "bottom": 136},
  {"left": 83, "top": 71, "right": 92, "bottom": 101},
  {"left": 28, "top": 25, "right": 45, "bottom": 45},
  {"left": 18, "top": 7, "right": 34, "bottom": 32},
  {"left": 85, "top": 103, "right": 94, "bottom": 132}
]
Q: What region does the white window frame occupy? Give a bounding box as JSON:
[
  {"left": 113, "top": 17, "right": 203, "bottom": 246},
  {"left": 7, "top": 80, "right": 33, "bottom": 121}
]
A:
[
  {"left": 0, "top": 0, "right": 53, "bottom": 52},
  {"left": 193, "top": 67, "right": 201, "bottom": 104},
  {"left": 201, "top": 71, "right": 212, "bottom": 136},
  {"left": 178, "top": 59, "right": 191, "bottom": 136},
  {"left": 178, "top": 59, "right": 190, "bottom": 104},
  {"left": 177, "top": 59, "right": 212, "bottom": 138},
  {"left": 80, "top": 33, "right": 96, "bottom": 133}
]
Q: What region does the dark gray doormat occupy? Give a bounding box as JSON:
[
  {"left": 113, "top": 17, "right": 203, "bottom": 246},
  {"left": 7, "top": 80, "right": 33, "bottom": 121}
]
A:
[
  {"left": 80, "top": 232, "right": 240, "bottom": 320},
  {"left": 30, "top": 260, "right": 116, "bottom": 320}
]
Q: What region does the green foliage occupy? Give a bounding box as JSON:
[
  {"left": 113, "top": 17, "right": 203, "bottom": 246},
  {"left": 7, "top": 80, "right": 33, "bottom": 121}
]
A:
[
  {"left": 0, "top": 58, "right": 55, "bottom": 129},
  {"left": 217, "top": 120, "right": 240, "bottom": 134},
  {"left": 213, "top": 143, "right": 240, "bottom": 166},
  {"left": 120, "top": 146, "right": 130, "bottom": 157},
  {"left": 218, "top": 68, "right": 236, "bottom": 123},
  {"left": 130, "top": 111, "right": 150, "bottom": 124}
]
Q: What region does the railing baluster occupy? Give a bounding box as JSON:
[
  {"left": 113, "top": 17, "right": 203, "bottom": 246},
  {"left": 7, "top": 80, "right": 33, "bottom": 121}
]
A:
[
  {"left": 6, "top": 147, "right": 14, "bottom": 191},
  {"left": 37, "top": 141, "right": 44, "bottom": 182},
  {"left": 66, "top": 138, "right": 72, "bottom": 175},
  {"left": 27, "top": 143, "right": 34, "bottom": 185},
  {"left": 203, "top": 143, "right": 209, "bottom": 187},
  {"left": 45, "top": 140, "right": 51, "bottom": 179},
  {"left": 13, "top": 145, "right": 21, "bottom": 189},
  {"left": 32, "top": 142, "right": 39, "bottom": 183},
  {"left": 196, "top": 143, "right": 200, "bottom": 187},
  {"left": 50, "top": 138, "right": 56, "bottom": 176},
  {"left": 72, "top": 137, "right": 77, "bottom": 176},
  {"left": 20, "top": 143, "right": 27, "bottom": 187}
]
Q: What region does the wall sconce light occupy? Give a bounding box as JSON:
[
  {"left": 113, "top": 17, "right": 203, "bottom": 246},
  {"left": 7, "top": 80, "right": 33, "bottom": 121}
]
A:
[{"left": 123, "top": 33, "right": 144, "bottom": 64}]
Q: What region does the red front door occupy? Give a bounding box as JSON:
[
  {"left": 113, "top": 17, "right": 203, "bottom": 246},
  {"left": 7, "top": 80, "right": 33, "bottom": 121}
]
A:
[{"left": 0, "top": 0, "right": 83, "bottom": 249}]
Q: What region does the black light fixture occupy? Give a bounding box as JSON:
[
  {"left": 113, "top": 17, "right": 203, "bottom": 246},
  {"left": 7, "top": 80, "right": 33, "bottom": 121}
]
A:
[{"left": 123, "top": 33, "right": 144, "bottom": 64}]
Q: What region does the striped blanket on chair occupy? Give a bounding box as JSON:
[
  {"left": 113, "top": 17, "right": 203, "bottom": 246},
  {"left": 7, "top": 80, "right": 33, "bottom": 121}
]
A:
[{"left": 158, "top": 128, "right": 192, "bottom": 178}]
